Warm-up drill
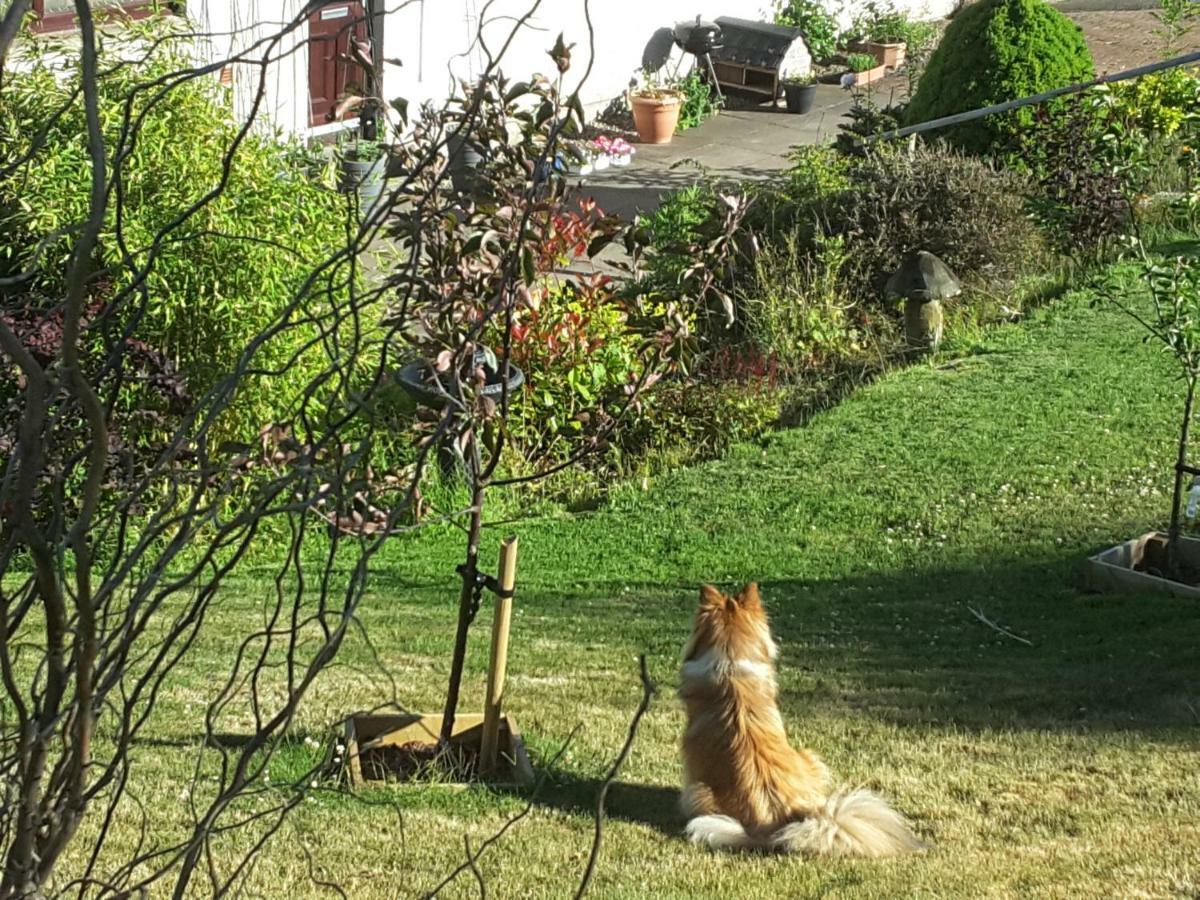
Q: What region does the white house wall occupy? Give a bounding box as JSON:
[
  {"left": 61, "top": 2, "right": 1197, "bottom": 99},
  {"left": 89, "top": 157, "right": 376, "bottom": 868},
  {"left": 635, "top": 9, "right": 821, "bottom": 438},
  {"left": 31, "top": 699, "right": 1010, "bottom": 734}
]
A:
[
  {"left": 376, "top": 0, "right": 766, "bottom": 122},
  {"left": 189, "top": 0, "right": 312, "bottom": 136}
]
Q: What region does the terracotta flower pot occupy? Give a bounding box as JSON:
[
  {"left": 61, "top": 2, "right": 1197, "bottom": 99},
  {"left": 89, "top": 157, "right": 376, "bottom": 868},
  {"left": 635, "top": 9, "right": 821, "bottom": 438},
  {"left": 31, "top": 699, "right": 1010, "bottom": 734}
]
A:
[
  {"left": 849, "top": 40, "right": 907, "bottom": 70},
  {"left": 630, "top": 93, "right": 682, "bottom": 144},
  {"left": 869, "top": 41, "right": 906, "bottom": 69},
  {"left": 850, "top": 62, "right": 889, "bottom": 87}
]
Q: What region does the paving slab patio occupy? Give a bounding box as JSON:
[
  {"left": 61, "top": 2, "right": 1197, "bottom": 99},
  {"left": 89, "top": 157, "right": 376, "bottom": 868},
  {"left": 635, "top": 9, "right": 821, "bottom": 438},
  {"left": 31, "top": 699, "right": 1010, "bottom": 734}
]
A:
[
  {"left": 573, "top": 81, "right": 876, "bottom": 223},
  {"left": 564, "top": 78, "right": 910, "bottom": 279}
]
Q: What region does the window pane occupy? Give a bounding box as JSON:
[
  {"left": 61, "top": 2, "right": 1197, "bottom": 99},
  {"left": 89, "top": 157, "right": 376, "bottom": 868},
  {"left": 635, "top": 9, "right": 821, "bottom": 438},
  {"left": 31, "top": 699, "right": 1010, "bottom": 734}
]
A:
[{"left": 44, "top": 1, "right": 132, "bottom": 12}]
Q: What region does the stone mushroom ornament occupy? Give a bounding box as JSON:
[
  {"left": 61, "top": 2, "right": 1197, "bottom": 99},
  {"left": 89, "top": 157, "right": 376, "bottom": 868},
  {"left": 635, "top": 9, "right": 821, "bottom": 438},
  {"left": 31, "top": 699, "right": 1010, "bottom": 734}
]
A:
[{"left": 886, "top": 250, "right": 961, "bottom": 352}]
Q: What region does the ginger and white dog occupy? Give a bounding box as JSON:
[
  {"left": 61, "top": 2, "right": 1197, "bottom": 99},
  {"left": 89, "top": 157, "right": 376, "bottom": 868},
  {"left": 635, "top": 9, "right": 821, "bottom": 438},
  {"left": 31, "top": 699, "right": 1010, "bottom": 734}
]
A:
[{"left": 679, "top": 583, "right": 924, "bottom": 857}]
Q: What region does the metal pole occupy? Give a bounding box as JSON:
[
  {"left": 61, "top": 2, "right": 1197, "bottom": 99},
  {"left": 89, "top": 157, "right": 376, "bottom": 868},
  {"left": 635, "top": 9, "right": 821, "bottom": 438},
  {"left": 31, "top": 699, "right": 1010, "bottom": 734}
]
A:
[{"left": 872, "top": 50, "right": 1200, "bottom": 144}]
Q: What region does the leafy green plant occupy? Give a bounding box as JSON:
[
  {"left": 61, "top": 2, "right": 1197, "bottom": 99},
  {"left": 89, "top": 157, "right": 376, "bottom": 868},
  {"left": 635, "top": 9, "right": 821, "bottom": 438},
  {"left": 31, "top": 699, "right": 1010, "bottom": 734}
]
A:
[
  {"left": 501, "top": 275, "right": 642, "bottom": 467},
  {"left": 1110, "top": 68, "right": 1200, "bottom": 140},
  {"left": 847, "top": 52, "right": 878, "bottom": 72},
  {"left": 1153, "top": 0, "right": 1198, "bottom": 57},
  {"left": 1016, "top": 70, "right": 1200, "bottom": 252},
  {"left": 905, "top": 0, "right": 1094, "bottom": 154},
  {"left": 738, "top": 233, "right": 863, "bottom": 372},
  {"left": 785, "top": 145, "right": 853, "bottom": 203},
  {"left": 642, "top": 184, "right": 715, "bottom": 252},
  {"left": 676, "top": 70, "right": 722, "bottom": 131},
  {"left": 627, "top": 185, "right": 754, "bottom": 355},
  {"left": 901, "top": 20, "right": 941, "bottom": 96},
  {"left": 774, "top": 0, "right": 840, "bottom": 63},
  {"left": 1016, "top": 89, "right": 1140, "bottom": 254},
  {"left": 629, "top": 67, "right": 686, "bottom": 101},
  {"left": 0, "top": 30, "right": 354, "bottom": 450},
  {"left": 853, "top": 2, "right": 912, "bottom": 43},
  {"left": 620, "top": 377, "right": 784, "bottom": 464},
  {"left": 835, "top": 93, "right": 905, "bottom": 154},
  {"left": 347, "top": 138, "right": 383, "bottom": 161}
]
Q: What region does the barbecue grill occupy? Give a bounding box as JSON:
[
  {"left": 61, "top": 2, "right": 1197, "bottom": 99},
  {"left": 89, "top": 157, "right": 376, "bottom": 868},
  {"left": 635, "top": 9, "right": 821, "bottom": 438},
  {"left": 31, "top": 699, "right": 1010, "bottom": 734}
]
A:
[
  {"left": 672, "top": 17, "right": 725, "bottom": 101},
  {"left": 709, "top": 17, "right": 810, "bottom": 100}
]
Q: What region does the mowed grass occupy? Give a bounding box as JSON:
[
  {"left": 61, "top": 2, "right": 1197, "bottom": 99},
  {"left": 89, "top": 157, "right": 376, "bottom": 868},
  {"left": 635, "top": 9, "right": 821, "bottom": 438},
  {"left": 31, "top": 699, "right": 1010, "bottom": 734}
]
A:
[{"left": 61, "top": 277, "right": 1200, "bottom": 898}]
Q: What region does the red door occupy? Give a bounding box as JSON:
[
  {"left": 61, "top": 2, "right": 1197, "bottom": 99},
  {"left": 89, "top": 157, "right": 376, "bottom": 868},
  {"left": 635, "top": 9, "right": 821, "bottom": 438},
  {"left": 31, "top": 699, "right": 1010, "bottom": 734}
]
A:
[{"left": 308, "top": 1, "right": 368, "bottom": 127}]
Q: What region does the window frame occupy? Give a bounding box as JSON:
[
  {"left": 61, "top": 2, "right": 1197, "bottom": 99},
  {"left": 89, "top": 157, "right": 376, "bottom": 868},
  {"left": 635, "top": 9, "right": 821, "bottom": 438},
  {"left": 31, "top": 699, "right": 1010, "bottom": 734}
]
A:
[{"left": 30, "top": 1, "right": 179, "bottom": 34}]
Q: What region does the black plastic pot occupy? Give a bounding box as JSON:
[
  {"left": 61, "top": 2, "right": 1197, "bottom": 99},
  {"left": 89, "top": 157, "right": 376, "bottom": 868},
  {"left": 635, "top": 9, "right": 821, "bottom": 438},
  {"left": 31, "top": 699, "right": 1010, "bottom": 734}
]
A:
[
  {"left": 340, "top": 153, "right": 385, "bottom": 215},
  {"left": 783, "top": 82, "right": 818, "bottom": 114}
]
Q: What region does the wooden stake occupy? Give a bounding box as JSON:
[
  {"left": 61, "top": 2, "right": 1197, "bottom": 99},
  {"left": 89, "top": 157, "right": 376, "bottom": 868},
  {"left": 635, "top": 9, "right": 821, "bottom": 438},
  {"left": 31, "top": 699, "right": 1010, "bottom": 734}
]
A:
[{"left": 480, "top": 535, "right": 519, "bottom": 773}]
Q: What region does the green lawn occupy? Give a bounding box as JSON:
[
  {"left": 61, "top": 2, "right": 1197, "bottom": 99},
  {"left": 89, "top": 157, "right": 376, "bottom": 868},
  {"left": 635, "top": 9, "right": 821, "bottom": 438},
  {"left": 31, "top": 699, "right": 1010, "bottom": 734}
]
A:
[{"left": 67, "top": 279, "right": 1200, "bottom": 897}]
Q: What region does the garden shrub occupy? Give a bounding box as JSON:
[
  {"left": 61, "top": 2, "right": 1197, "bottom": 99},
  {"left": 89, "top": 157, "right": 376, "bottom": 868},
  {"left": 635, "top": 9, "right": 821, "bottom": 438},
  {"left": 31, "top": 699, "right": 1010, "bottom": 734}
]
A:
[
  {"left": 786, "top": 146, "right": 853, "bottom": 204},
  {"left": 642, "top": 184, "right": 715, "bottom": 254},
  {"left": 627, "top": 183, "right": 753, "bottom": 358},
  {"left": 1016, "top": 95, "right": 1131, "bottom": 253},
  {"left": 501, "top": 274, "right": 643, "bottom": 468},
  {"left": 0, "top": 26, "right": 354, "bottom": 450},
  {"left": 905, "top": 0, "right": 1093, "bottom": 154},
  {"left": 735, "top": 147, "right": 851, "bottom": 244},
  {"left": 829, "top": 145, "right": 1046, "bottom": 297},
  {"left": 618, "top": 378, "right": 784, "bottom": 467},
  {"left": 1016, "top": 70, "right": 1200, "bottom": 252}
]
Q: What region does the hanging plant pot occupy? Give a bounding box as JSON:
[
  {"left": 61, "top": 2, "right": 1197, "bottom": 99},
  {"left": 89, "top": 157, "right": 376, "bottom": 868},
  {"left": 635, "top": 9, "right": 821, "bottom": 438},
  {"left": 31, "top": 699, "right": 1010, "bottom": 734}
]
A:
[
  {"left": 396, "top": 348, "right": 525, "bottom": 409},
  {"left": 396, "top": 348, "right": 525, "bottom": 482},
  {"left": 630, "top": 93, "right": 683, "bottom": 144},
  {"left": 339, "top": 152, "right": 385, "bottom": 215},
  {"left": 782, "top": 82, "right": 818, "bottom": 114}
]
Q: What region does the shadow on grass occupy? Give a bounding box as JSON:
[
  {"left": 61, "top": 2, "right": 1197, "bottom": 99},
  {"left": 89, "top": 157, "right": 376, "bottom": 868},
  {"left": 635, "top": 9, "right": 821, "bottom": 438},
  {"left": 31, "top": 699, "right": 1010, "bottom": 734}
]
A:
[
  {"left": 503, "top": 537, "right": 1200, "bottom": 738},
  {"left": 498, "top": 778, "right": 682, "bottom": 837}
]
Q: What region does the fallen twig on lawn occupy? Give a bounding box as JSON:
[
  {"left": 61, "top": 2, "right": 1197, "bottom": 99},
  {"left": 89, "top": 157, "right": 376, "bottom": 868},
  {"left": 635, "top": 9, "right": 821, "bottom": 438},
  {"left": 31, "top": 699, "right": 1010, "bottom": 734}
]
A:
[
  {"left": 574, "top": 654, "right": 658, "bottom": 900},
  {"left": 967, "top": 605, "right": 1033, "bottom": 646}
]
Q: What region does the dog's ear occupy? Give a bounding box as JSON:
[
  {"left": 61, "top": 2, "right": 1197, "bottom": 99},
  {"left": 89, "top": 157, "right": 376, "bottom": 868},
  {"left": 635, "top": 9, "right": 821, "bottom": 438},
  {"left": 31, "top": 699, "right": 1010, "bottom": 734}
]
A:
[
  {"left": 699, "top": 584, "right": 724, "bottom": 608},
  {"left": 735, "top": 582, "right": 761, "bottom": 608}
]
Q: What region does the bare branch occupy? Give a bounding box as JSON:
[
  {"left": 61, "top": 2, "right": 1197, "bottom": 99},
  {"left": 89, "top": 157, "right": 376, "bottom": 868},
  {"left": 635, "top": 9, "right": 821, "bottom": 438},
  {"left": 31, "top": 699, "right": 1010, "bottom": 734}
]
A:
[{"left": 574, "top": 655, "right": 657, "bottom": 900}]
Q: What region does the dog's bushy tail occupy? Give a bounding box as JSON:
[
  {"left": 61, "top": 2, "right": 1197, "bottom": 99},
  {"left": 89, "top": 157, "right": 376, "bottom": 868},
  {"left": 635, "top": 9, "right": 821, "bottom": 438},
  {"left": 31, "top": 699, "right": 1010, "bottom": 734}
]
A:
[{"left": 771, "top": 788, "right": 924, "bottom": 858}]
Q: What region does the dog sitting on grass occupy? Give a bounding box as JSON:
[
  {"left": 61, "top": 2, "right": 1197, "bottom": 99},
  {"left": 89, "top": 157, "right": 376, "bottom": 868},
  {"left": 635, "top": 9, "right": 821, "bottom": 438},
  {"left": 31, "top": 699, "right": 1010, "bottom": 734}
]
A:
[{"left": 679, "top": 583, "right": 924, "bottom": 857}]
